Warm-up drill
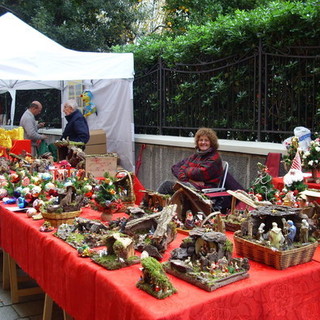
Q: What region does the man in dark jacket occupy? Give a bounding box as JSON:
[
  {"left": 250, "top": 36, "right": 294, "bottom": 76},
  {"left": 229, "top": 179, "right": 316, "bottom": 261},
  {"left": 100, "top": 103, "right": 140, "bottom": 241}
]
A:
[{"left": 61, "top": 99, "right": 90, "bottom": 144}]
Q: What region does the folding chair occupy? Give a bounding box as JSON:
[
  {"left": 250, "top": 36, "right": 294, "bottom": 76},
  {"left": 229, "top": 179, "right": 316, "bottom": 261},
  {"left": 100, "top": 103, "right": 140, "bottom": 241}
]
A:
[
  {"left": 202, "top": 161, "right": 232, "bottom": 213},
  {"left": 201, "top": 160, "right": 229, "bottom": 194}
]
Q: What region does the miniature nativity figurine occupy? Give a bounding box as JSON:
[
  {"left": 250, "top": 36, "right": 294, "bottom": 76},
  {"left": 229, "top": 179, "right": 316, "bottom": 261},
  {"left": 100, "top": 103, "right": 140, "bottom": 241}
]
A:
[
  {"left": 286, "top": 220, "right": 296, "bottom": 247},
  {"left": 300, "top": 219, "right": 309, "bottom": 243},
  {"left": 268, "top": 222, "right": 285, "bottom": 249}
]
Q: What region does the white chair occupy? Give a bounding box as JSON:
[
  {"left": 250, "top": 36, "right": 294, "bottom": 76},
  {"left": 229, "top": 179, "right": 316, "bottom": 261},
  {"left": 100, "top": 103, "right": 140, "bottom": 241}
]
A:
[{"left": 201, "top": 160, "right": 229, "bottom": 193}]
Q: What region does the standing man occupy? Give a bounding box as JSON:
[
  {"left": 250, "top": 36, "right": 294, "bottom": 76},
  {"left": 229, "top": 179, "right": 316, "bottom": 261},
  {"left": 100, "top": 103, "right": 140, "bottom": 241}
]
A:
[
  {"left": 19, "top": 101, "right": 47, "bottom": 156},
  {"left": 61, "top": 99, "right": 90, "bottom": 144}
]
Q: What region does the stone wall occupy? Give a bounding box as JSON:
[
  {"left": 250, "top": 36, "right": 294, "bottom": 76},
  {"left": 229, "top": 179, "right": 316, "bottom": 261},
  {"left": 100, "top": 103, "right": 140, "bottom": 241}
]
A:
[{"left": 134, "top": 143, "right": 286, "bottom": 191}]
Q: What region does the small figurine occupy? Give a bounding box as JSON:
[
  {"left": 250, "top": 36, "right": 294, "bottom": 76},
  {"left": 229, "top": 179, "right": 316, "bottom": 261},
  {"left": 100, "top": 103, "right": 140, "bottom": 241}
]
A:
[
  {"left": 300, "top": 219, "right": 309, "bottom": 243},
  {"left": 258, "top": 223, "right": 265, "bottom": 242},
  {"left": 184, "top": 210, "right": 194, "bottom": 230},
  {"left": 286, "top": 220, "right": 296, "bottom": 246},
  {"left": 39, "top": 221, "right": 54, "bottom": 232},
  {"left": 268, "top": 222, "right": 285, "bottom": 249}
]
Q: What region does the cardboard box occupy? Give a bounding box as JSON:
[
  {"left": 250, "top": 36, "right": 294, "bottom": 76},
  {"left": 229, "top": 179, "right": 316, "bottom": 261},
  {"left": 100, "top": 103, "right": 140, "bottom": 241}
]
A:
[
  {"left": 85, "top": 153, "right": 118, "bottom": 178},
  {"left": 86, "top": 129, "right": 107, "bottom": 154},
  {"left": 85, "top": 144, "right": 107, "bottom": 154}
]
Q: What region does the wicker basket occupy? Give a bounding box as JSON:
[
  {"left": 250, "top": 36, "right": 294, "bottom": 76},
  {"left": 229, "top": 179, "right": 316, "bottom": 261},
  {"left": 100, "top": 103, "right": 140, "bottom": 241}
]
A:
[
  {"left": 42, "top": 210, "right": 81, "bottom": 228},
  {"left": 224, "top": 221, "right": 242, "bottom": 232},
  {"left": 115, "top": 170, "right": 136, "bottom": 208},
  {"left": 234, "top": 231, "right": 318, "bottom": 270}
]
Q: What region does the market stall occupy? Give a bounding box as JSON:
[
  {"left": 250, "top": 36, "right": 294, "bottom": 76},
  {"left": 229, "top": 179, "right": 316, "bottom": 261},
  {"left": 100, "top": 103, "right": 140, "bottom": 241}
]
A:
[{"left": 0, "top": 12, "right": 134, "bottom": 171}]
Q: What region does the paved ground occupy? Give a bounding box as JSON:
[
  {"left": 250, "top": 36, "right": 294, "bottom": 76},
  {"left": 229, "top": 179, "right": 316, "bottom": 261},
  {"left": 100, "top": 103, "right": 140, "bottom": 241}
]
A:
[{"left": 0, "top": 250, "right": 64, "bottom": 320}]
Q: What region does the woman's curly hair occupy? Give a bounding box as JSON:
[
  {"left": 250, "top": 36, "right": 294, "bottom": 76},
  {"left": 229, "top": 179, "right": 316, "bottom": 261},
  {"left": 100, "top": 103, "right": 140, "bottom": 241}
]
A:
[{"left": 194, "top": 127, "right": 219, "bottom": 150}]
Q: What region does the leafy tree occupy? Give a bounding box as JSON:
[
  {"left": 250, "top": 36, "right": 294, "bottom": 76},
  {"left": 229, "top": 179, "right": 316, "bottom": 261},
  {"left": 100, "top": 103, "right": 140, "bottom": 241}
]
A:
[
  {"left": 0, "top": 0, "right": 146, "bottom": 51},
  {"left": 163, "top": 0, "right": 270, "bottom": 34}
]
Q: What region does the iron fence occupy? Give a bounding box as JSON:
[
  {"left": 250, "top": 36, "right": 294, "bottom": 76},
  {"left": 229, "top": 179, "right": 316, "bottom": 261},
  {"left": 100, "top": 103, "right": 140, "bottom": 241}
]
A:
[{"left": 134, "top": 42, "right": 320, "bottom": 143}]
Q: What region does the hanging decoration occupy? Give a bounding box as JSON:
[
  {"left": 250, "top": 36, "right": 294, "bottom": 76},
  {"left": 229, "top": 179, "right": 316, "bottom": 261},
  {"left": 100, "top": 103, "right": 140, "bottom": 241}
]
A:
[{"left": 80, "top": 90, "right": 97, "bottom": 117}]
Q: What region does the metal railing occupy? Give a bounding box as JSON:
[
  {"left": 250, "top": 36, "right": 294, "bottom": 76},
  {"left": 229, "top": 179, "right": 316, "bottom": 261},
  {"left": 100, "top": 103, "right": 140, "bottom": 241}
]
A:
[{"left": 133, "top": 42, "right": 320, "bottom": 143}]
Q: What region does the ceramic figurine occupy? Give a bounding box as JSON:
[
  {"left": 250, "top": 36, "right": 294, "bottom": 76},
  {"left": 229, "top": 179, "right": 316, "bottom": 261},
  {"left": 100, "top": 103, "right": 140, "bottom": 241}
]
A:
[
  {"left": 258, "top": 223, "right": 265, "bottom": 242},
  {"left": 286, "top": 220, "right": 296, "bottom": 247},
  {"left": 184, "top": 210, "right": 195, "bottom": 230},
  {"left": 268, "top": 222, "right": 285, "bottom": 249},
  {"left": 300, "top": 219, "right": 309, "bottom": 243}
]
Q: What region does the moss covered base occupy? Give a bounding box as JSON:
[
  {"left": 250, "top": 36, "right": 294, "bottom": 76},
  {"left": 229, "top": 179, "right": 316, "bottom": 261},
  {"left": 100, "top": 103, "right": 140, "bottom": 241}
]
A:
[
  {"left": 163, "top": 261, "right": 249, "bottom": 292},
  {"left": 91, "top": 253, "right": 140, "bottom": 270},
  {"left": 136, "top": 281, "right": 177, "bottom": 299}
]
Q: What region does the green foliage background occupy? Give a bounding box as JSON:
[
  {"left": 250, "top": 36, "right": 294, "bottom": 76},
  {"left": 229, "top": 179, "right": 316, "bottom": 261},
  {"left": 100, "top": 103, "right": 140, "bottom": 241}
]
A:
[{"left": 113, "top": 1, "right": 320, "bottom": 141}]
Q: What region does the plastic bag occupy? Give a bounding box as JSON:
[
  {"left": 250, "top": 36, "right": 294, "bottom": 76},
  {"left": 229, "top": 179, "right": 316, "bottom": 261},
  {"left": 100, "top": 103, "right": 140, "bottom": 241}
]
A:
[{"left": 37, "top": 140, "right": 49, "bottom": 156}]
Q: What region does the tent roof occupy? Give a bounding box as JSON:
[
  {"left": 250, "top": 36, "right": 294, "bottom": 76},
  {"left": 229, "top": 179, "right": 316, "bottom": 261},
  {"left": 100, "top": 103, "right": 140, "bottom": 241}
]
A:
[{"left": 0, "top": 13, "right": 134, "bottom": 81}]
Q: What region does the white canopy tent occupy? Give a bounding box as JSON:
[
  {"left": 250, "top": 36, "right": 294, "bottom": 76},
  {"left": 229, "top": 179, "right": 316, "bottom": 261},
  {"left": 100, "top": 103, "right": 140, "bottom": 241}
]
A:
[{"left": 0, "top": 12, "right": 135, "bottom": 171}]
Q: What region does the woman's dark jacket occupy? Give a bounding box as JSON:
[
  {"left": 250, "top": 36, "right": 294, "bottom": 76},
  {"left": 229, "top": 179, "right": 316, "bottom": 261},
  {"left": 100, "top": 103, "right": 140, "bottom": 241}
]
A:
[
  {"left": 171, "top": 147, "right": 223, "bottom": 190},
  {"left": 61, "top": 109, "right": 90, "bottom": 143}
]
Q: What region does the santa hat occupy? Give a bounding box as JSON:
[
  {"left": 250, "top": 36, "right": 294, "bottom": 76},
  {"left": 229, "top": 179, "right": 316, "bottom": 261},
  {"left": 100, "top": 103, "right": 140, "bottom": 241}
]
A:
[{"left": 290, "top": 151, "right": 302, "bottom": 171}]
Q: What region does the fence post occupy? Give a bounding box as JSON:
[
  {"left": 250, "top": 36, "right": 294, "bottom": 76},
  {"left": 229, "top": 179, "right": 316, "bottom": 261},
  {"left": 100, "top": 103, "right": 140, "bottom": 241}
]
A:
[
  {"left": 257, "top": 39, "right": 262, "bottom": 141},
  {"left": 158, "top": 57, "right": 163, "bottom": 135}
]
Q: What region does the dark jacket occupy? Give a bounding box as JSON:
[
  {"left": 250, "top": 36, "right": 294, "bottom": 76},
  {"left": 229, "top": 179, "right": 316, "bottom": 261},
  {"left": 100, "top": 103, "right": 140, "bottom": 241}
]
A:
[
  {"left": 62, "top": 109, "right": 90, "bottom": 143},
  {"left": 171, "top": 147, "right": 223, "bottom": 190}
]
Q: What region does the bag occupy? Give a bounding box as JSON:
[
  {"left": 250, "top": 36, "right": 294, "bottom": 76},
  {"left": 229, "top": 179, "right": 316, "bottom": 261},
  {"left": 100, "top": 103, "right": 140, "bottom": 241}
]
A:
[
  {"left": 37, "top": 140, "right": 49, "bottom": 156},
  {"left": 48, "top": 143, "right": 58, "bottom": 162}
]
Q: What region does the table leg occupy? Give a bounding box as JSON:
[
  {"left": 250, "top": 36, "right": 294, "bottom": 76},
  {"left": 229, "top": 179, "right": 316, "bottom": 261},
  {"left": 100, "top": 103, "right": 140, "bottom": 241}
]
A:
[
  {"left": 63, "top": 311, "right": 73, "bottom": 320},
  {"left": 2, "top": 250, "right": 10, "bottom": 290},
  {"left": 7, "top": 253, "right": 43, "bottom": 303},
  {"left": 43, "top": 293, "right": 53, "bottom": 320}
]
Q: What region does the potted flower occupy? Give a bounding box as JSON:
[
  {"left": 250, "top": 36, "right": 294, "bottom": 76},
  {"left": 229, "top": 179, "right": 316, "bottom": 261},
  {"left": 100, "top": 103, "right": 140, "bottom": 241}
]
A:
[
  {"left": 91, "top": 172, "right": 123, "bottom": 222},
  {"left": 301, "top": 137, "right": 320, "bottom": 183}
]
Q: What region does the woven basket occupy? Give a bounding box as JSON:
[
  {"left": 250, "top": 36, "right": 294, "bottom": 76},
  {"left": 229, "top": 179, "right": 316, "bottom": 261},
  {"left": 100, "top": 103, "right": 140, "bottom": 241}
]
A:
[
  {"left": 234, "top": 231, "right": 318, "bottom": 270},
  {"left": 42, "top": 210, "right": 81, "bottom": 228},
  {"left": 115, "top": 170, "right": 136, "bottom": 208},
  {"left": 224, "top": 221, "right": 242, "bottom": 232}
]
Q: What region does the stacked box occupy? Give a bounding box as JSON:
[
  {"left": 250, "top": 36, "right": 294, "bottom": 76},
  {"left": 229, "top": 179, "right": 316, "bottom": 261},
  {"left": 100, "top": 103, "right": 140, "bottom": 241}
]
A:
[{"left": 86, "top": 129, "right": 107, "bottom": 154}]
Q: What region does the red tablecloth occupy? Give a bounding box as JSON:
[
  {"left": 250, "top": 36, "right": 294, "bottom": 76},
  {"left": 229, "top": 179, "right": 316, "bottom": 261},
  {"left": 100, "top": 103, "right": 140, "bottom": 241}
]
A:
[
  {"left": 1, "top": 205, "right": 320, "bottom": 320},
  {"left": 272, "top": 175, "right": 320, "bottom": 191}
]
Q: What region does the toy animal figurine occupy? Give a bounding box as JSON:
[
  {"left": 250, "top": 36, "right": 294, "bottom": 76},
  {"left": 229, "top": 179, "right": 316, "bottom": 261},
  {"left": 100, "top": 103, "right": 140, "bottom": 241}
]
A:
[{"left": 80, "top": 90, "right": 97, "bottom": 117}]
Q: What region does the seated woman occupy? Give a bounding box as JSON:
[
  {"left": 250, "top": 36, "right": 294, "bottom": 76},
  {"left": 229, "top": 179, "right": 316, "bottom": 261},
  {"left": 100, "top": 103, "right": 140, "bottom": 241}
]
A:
[{"left": 157, "top": 127, "right": 223, "bottom": 195}]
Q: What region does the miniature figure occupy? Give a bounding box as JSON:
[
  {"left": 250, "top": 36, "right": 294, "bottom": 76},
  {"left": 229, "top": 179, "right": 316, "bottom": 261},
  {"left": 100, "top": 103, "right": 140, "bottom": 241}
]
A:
[
  {"left": 300, "top": 219, "right": 309, "bottom": 243},
  {"left": 268, "top": 222, "right": 285, "bottom": 249},
  {"left": 184, "top": 210, "right": 194, "bottom": 229},
  {"left": 258, "top": 223, "right": 265, "bottom": 242},
  {"left": 39, "top": 221, "right": 55, "bottom": 232},
  {"left": 286, "top": 220, "right": 296, "bottom": 247}
]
